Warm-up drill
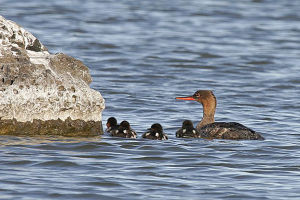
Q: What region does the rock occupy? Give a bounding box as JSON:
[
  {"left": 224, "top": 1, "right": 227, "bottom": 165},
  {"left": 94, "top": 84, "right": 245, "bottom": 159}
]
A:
[{"left": 0, "top": 15, "right": 105, "bottom": 136}]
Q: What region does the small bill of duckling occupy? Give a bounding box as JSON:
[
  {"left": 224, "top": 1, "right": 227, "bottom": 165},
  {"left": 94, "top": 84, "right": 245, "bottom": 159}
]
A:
[
  {"left": 105, "top": 117, "right": 119, "bottom": 133},
  {"left": 176, "top": 120, "right": 199, "bottom": 138},
  {"left": 142, "top": 123, "right": 168, "bottom": 140},
  {"left": 111, "top": 120, "right": 137, "bottom": 138}
]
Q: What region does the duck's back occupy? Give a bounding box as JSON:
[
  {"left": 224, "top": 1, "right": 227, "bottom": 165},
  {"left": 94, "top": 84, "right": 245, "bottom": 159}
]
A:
[{"left": 197, "top": 122, "right": 264, "bottom": 140}]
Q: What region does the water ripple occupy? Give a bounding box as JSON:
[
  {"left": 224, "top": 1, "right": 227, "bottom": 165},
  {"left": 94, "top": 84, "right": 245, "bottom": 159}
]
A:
[{"left": 1, "top": 0, "right": 300, "bottom": 199}]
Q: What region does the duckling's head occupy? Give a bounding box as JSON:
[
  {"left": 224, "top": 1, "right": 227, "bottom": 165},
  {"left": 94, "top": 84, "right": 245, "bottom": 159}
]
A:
[{"left": 107, "top": 117, "right": 117, "bottom": 128}]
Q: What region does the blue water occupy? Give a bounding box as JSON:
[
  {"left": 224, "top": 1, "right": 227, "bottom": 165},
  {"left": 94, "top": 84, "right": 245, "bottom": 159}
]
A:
[{"left": 1, "top": 0, "right": 300, "bottom": 199}]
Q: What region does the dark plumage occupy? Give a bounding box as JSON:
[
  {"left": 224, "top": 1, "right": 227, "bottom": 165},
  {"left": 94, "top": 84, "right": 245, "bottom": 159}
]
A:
[
  {"left": 142, "top": 123, "right": 168, "bottom": 140},
  {"left": 176, "top": 120, "right": 199, "bottom": 138},
  {"left": 105, "top": 117, "right": 119, "bottom": 133},
  {"left": 111, "top": 120, "right": 137, "bottom": 138},
  {"left": 176, "top": 90, "right": 264, "bottom": 140},
  {"left": 198, "top": 122, "right": 264, "bottom": 140}
]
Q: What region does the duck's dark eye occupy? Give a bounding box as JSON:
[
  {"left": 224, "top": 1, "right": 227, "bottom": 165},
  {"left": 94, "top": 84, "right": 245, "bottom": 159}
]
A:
[{"left": 194, "top": 93, "right": 201, "bottom": 98}]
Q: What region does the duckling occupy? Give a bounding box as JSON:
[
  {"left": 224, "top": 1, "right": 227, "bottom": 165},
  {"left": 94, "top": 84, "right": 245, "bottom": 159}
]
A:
[
  {"left": 105, "top": 117, "right": 119, "bottom": 133},
  {"left": 142, "top": 123, "right": 168, "bottom": 140},
  {"left": 111, "top": 120, "right": 137, "bottom": 138},
  {"left": 176, "top": 120, "right": 199, "bottom": 138}
]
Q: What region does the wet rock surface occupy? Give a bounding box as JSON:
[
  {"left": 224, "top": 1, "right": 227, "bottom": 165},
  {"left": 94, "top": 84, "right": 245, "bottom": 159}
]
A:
[
  {"left": 0, "top": 15, "right": 105, "bottom": 136},
  {"left": 0, "top": 118, "right": 103, "bottom": 137}
]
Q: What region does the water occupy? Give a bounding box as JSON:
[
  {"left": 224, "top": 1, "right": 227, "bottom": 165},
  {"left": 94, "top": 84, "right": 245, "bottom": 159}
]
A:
[{"left": 1, "top": 0, "right": 300, "bottom": 199}]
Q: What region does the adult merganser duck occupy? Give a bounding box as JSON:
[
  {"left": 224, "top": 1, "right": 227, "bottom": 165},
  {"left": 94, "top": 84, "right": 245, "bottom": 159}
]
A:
[
  {"left": 142, "top": 123, "right": 168, "bottom": 140},
  {"left": 105, "top": 117, "right": 119, "bottom": 133},
  {"left": 176, "top": 120, "right": 199, "bottom": 138},
  {"left": 176, "top": 90, "right": 264, "bottom": 140},
  {"left": 111, "top": 120, "right": 137, "bottom": 138}
]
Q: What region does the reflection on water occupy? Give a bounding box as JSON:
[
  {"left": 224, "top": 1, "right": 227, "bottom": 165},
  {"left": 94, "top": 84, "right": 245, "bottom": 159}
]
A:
[{"left": 0, "top": 135, "right": 102, "bottom": 146}]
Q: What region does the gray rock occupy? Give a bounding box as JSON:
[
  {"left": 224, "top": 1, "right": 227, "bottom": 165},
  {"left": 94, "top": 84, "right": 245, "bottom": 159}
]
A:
[{"left": 0, "top": 15, "right": 105, "bottom": 136}]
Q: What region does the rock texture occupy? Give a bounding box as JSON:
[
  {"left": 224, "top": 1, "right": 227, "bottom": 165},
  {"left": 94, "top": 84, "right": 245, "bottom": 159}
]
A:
[{"left": 0, "top": 15, "right": 105, "bottom": 136}]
